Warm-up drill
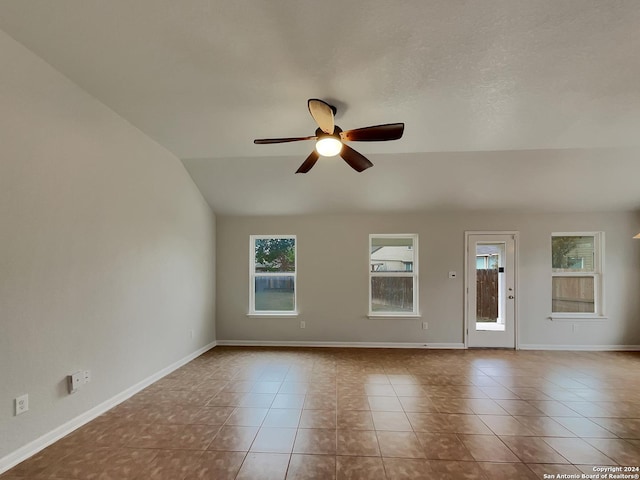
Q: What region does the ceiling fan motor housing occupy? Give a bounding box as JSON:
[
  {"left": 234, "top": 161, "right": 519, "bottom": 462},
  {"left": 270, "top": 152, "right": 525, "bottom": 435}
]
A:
[{"left": 315, "top": 126, "right": 342, "bottom": 141}]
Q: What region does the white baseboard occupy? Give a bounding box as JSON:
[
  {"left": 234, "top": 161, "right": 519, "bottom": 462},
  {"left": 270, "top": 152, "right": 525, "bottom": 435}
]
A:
[
  {"left": 216, "top": 340, "right": 465, "bottom": 349},
  {"left": 218, "top": 340, "right": 640, "bottom": 352},
  {"left": 519, "top": 344, "right": 640, "bottom": 351},
  {"left": 0, "top": 341, "right": 217, "bottom": 475}
]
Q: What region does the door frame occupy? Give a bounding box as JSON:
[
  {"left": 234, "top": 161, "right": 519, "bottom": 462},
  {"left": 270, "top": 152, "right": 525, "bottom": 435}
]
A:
[{"left": 464, "top": 231, "right": 520, "bottom": 350}]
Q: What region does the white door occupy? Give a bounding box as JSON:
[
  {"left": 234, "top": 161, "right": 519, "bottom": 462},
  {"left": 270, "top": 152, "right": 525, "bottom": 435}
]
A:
[{"left": 466, "top": 233, "right": 517, "bottom": 348}]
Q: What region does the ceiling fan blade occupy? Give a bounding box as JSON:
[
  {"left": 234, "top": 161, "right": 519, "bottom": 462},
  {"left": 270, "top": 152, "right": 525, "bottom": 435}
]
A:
[
  {"left": 340, "top": 123, "right": 404, "bottom": 142},
  {"left": 308, "top": 99, "right": 335, "bottom": 134},
  {"left": 254, "top": 136, "right": 315, "bottom": 144},
  {"left": 340, "top": 144, "right": 373, "bottom": 172},
  {"left": 295, "top": 150, "right": 320, "bottom": 174}
]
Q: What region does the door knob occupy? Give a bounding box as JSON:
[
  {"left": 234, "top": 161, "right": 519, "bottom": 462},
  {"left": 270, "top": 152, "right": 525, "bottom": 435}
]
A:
[{"left": 508, "top": 295, "right": 514, "bottom": 299}]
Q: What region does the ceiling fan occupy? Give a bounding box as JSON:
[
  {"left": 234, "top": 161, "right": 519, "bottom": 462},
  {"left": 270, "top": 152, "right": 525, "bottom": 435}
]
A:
[{"left": 254, "top": 99, "right": 404, "bottom": 173}]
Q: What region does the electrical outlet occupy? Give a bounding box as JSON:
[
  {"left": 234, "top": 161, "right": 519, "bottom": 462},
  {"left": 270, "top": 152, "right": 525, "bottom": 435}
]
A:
[
  {"left": 190, "top": 329, "right": 195, "bottom": 339},
  {"left": 84, "top": 370, "right": 91, "bottom": 383},
  {"left": 422, "top": 322, "right": 428, "bottom": 330},
  {"left": 448, "top": 271, "right": 457, "bottom": 279},
  {"left": 68, "top": 371, "right": 84, "bottom": 394},
  {"left": 15, "top": 394, "right": 28, "bottom": 415},
  {"left": 300, "top": 321, "right": 306, "bottom": 329}
]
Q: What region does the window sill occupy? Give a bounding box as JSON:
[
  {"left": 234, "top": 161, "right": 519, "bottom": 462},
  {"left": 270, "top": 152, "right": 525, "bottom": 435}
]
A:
[
  {"left": 549, "top": 314, "right": 607, "bottom": 322},
  {"left": 247, "top": 312, "right": 299, "bottom": 318},
  {"left": 368, "top": 313, "right": 422, "bottom": 319}
]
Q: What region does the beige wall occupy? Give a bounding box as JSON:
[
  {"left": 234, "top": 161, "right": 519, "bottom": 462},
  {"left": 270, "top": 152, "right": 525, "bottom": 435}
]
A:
[
  {"left": 217, "top": 212, "right": 640, "bottom": 347},
  {"left": 0, "top": 30, "right": 216, "bottom": 459}
]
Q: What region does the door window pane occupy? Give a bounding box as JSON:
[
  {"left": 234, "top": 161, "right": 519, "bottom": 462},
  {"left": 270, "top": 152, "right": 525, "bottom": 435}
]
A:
[{"left": 475, "top": 242, "right": 506, "bottom": 331}]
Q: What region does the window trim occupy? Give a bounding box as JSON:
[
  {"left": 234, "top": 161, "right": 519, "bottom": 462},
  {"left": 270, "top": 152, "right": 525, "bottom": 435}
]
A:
[
  {"left": 368, "top": 233, "right": 420, "bottom": 318},
  {"left": 249, "top": 234, "right": 298, "bottom": 317},
  {"left": 550, "top": 231, "right": 605, "bottom": 320}
]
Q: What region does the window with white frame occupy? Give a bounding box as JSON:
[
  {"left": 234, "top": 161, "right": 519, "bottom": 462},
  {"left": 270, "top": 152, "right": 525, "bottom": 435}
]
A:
[
  {"left": 369, "top": 234, "right": 418, "bottom": 316},
  {"left": 551, "top": 232, "right": 604, "bottom": 316},
  {"left": 250, "top": 235, "right": 297, "bottom": 314}
]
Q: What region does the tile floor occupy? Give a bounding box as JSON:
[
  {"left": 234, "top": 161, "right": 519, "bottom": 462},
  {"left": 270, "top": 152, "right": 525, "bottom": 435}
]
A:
[{"left": 3, "top": 347, "right": 640, "bottom": 479}]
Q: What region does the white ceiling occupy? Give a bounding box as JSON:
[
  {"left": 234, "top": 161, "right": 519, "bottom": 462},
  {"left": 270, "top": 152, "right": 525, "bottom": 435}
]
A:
[{"left": 1, "top": 0, "right": 639, "bottom": 215}]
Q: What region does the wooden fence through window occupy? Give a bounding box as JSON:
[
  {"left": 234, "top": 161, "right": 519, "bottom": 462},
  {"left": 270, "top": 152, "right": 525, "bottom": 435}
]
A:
[
  {"left": 476, "top": 269, "right": 498, "bottom": 321},
  {"left": 552, "top": 276, "right": 595, "bottom": 312}
]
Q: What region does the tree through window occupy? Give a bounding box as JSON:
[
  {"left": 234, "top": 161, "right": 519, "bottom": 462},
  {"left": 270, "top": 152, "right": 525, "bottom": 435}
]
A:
[
  {"left": 551, "top": 233, "right": 603, "bottom": 315},
  {"left": 250, "top": 236, "right": 297, "bottom": 314}
]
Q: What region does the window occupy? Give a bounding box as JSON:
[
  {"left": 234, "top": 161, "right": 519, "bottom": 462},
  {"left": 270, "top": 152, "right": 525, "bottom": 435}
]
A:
[
  {"left": 551, "top": 232, "right": 604, "bottom": 317},
  {"left": 369, "top": 234, "right": 418, "bottom": 316},
  {"left": 250, "top": 235, "right": 297, "bottom": 315}
]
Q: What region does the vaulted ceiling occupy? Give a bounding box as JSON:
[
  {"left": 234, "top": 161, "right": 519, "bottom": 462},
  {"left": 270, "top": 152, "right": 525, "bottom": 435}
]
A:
[{"left": 1, "top": 1, "right": 639, "bottom": 214}]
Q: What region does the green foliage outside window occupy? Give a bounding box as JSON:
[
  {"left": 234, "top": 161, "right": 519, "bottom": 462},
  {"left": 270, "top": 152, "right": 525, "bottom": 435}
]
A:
[
  {"left": 255, "top": 238, "right": 295, "bottom": 272},
  {"left": 552, "top": 236, "right": 580, "bottom": 269}
]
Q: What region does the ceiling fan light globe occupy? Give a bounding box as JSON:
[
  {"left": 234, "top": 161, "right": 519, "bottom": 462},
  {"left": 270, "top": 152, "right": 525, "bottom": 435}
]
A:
[{"left": 315, "top": 137, "right": 342, "bottom": 157}]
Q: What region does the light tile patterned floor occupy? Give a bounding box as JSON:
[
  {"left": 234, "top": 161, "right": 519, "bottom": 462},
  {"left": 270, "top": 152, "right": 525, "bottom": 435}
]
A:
[{"left": 3, "top": 347, "right": 640, "bottom": 479}]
